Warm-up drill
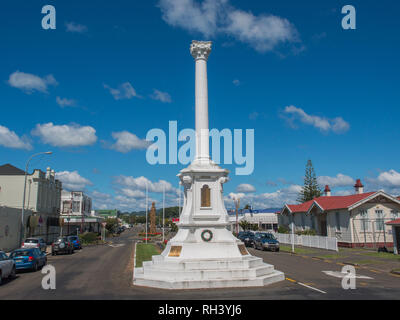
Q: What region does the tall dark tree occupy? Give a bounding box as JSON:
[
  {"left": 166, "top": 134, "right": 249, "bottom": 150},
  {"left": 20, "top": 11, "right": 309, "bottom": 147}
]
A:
[{"left": 297, "top": 159, "right": 321, "bottom": 203}]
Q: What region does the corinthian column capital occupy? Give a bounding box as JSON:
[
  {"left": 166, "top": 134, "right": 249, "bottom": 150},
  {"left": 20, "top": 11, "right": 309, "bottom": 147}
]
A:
[{"left": 190, "top": 40, "right": 212, "bottom": 61}]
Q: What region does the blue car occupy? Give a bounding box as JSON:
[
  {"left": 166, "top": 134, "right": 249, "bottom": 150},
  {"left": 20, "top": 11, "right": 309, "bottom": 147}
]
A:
[
  {"left": 9, "top": 248, "right": 47, "bottom": 271},
  {"left": 253, "top": 233, "right": 280, "bottom": 252},
  {"left": 67, "top": 236, "right": 82, "bottom": 250}
]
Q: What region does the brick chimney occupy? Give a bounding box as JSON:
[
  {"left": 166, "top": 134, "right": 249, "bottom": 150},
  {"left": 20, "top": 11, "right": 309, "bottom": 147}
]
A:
[
  {"left": 324, "top": 185, "right": 331, "bottom": 197},
  {"left": 354, "top": 179, "right": 364, "bottom": 194}
]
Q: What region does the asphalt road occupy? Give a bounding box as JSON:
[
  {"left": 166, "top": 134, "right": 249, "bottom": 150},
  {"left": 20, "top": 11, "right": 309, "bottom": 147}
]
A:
[{"left": 1, "top": 229, "right": 399, "bottom": 300}]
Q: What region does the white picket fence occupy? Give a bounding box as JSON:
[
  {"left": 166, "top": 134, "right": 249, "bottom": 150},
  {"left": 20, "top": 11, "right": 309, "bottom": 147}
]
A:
[{"left": 272, "top": 232, "right": 338, "bottom": 252}]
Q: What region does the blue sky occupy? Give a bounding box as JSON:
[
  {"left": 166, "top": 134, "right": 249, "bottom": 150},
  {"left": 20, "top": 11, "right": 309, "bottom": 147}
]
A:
[{"left": 1, "top": 0, "right": 399, "bottom": 211}]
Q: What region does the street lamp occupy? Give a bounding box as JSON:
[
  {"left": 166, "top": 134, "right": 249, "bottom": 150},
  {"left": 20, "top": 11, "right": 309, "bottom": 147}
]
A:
[{"left": 20, "top": 151, "right": 53, "bottom": 246}]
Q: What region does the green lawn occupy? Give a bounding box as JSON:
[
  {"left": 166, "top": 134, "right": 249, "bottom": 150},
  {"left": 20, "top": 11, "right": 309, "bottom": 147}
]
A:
[
  {"left": 358, "top": 251, "right": 400, "bottom": 261},
  {"left": 280, "top": 245, "right": 316, "bottom": 254},
  {"left": 314, "top": 254, "right": 346, "bottom": 260},
  {"left": 135, "top": 243, "right": 160, "bottom": 267}
]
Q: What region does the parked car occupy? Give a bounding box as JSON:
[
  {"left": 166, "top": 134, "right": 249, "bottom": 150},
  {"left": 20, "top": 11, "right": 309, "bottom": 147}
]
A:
[
  {"left": 67, "top": 235, "right": 82, "bottom": 250},
  {"left": 9, "top": 248, "right": 47, "bottom": 271},
  {"left": 0, "top": 251, "right": 16, "bottom": 285},
  {"left": 253, "top": 232, "right": 280, "bottom": 252},
  {"left": 237, "top": 231, "right": 254, "bottom": 244},
  {"left": 51, "top": 237, "right": 74, "bottom": 255},
  {"left": 22, "top": 237, "right": 47, "bottom": 252},
  {"left": 242, "top": 232, "right": 256, "bottom": 247}
]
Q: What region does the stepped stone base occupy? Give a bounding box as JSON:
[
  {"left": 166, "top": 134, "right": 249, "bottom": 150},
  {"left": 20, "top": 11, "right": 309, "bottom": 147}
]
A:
[{"left": 133, "top": 254, "right": 285, "bottom": 290}]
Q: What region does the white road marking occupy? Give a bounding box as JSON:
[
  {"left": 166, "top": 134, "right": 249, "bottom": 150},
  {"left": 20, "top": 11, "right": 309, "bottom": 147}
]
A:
[
  {"left": 108, "top": 243, "right": 126, "bottom": 248},
  {"left": 322, "top": 271, "right": 373, "bottom": 279},
  {"left": 297, "top": 282, "right": 327, "bottom": 294}
]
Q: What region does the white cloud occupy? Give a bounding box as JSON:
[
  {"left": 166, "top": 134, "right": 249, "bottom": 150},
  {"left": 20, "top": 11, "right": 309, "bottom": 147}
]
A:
[
  {"left": 364, "top": 170, "right": 400, "bottom": 196},
  {"left": 109, "top": 131, "right": 150, "bottom": 153},
  {"left": 114, "top": 175, "right": 177, "bottom": 194},
  {"left": 56, "top": 171, "right": 92, "bottom": 190},
  {"left": 8, "top": 71, "right": 57, "bottom": 94},
  {"left": 120, "top": 188, "right": 146, "bottom": 199},
  {"left": 150, "top": 89, "right": 172, "bottom": 103},
  {"left": 283, "top": 105, "right": 350, "bottom": 134},
  {"left": 56, "top": 97, "right": 76, "bottom": 108},
  {"left": 233, "top": 79, "right": 241, "bottom": 86},
  {"left": 224, "top": 8, "right": 298, "bottom": 52},
  {"left": 236, "top": 183, "right": 256, "bottom": 193},
  {"left": 103, "top": 82, "right": 139, "bottom": 100},
  {"left": 376, "top": 170, "right": 400, "bottom": 187},
  {"left": 0, "top": 125, "right": 32, "bottom": 150},
  {"left": 158, "top": 0, "right": 300, "bottom": 53},
  {"left": 32, "top": 123, "right": 97, "bottom": 147},
  {"left": 226, "top": 184, "right": 302, "bottom": 209},
  {"left": 65, "top": 22, "right": 88, "bottom": 33},
  {"left": 318, "top": 174, "right": 355, "bottom": 188}
]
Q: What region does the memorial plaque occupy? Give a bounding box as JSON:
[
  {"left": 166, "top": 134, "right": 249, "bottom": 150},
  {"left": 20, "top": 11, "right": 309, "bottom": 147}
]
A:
[
  {"left": 238, "top": 244, "right": 249, "bottom": 255},
  {"left": 168, "top": 246, "right": 182, "bottom": 257}
]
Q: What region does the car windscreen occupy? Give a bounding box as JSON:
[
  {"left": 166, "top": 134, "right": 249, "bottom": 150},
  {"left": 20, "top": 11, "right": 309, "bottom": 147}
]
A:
[
  {"left": 25, "top": 239, "right": 39, "bottom": 243},
  {"left": 261, "top": 234, "right": 276, "bottom": 239},
  {"left": 10, "top": 250, "right": 32, "bottom": 257}
]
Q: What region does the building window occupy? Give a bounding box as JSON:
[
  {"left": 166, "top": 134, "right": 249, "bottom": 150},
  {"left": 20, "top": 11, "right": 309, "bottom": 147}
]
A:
[
  {"left": 72, "top": 201, "right": 80, "bottom": 213},
  {"left": 201, "top": 185, "right": 211, "bottom": 207},
  {"left": 62, "top": 201, "right": 71, "bottom": 214},
  {"left": 335, "top": 212, "right": 341, "bottom": 231},
  {"left": 375, "top": 210, "right": 384, "bottom": 231},
  {"left": 391, "top": 210, "right": 399, "bottom": 220},
  {"left": 360, "top": 210, "right": 369, "bottom": 231}
]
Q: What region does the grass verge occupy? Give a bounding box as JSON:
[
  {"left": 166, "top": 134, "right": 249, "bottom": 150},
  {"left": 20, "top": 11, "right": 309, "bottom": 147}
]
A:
[
  {"left": 358, "top": 251, "right": 400, "bottom": 261},
  {"left": 135, "top": 243, "right": 160, "bottom": 268},
  {"left": 280, "top": 245, "right": 316, "bottom": 254}
]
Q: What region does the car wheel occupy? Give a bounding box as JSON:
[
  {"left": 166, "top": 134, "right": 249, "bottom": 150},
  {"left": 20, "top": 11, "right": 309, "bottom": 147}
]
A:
[
  {"left": 0, "top": 272, "right": 2, "bottom": 285},
  {"left": 276, "top": 248, "right": 280, "bottom": 252},
  {"left": 33, "top": 262, "right": 38, "bottom": 272}
]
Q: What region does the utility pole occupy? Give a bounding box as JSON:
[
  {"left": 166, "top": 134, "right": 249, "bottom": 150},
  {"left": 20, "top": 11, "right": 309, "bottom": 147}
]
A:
[
  {"left": 235, "top": 198, "right": 240, "bottom": 235},
  {"left": 291, "top": 221, "right": 295, "bottom": 253},
  {"left": 145, "top": 183, "right": 148, "bottom": 244},
  {"left": 162, "top": 185, "right": 165, "bottom": 243}
]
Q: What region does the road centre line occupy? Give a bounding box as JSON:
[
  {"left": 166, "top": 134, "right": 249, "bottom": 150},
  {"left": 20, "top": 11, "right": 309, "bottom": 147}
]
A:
[
  {"left": 285, "top": 277, "right": 326, "bottom": 294},
  {"left": 297, "top": 282, "right": 327, "bottom": 294}
]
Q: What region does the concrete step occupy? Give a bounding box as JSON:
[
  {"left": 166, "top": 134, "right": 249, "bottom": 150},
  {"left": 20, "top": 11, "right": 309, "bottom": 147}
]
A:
[
  {"left": 149, "top": 255, "right": 264, "bottom": 271},
  {"left": 134, "top": 270, "right": 285, "bottom": 290},
  {"left": 140, "top": 264, "right": 276, "bottom": 281}
]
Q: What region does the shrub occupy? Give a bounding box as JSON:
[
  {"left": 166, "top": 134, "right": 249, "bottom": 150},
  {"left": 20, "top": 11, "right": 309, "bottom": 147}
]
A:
[
  {"left": 295, "top": 229, "right": 317, "bottom": 236},
  {"left": 278, "top": 225, "right": 290, "bottom": 234},
  {"left": 80, "top": 232, "right": 99, "bottom": 244}
]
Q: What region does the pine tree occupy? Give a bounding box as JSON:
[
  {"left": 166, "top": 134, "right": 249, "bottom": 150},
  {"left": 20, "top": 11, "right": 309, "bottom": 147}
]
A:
[{"left": 297, "top": 159, "right": 321, "bottom": 203}]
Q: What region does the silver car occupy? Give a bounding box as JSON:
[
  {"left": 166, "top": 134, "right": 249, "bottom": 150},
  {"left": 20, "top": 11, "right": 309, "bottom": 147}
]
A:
[
  {"left": 22, "top": 238, "right": 47, "bottom": 252},
  {"left": 0, "top": 251, "right": 16, "bottom": 285}
]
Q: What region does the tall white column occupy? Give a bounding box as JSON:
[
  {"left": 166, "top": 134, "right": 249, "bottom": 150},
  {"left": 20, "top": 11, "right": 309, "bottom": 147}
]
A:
[{"left": 190, "top": 40, "right": 212, "bottom": 163}]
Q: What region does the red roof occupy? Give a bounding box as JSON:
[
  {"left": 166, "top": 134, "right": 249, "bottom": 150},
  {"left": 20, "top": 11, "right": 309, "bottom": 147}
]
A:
[
  {"left": 386, "top": 218, "right": 400, "bottom": 225},
  {"left": 286, "top": 192, "right": 375, "bottom": 213}
]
